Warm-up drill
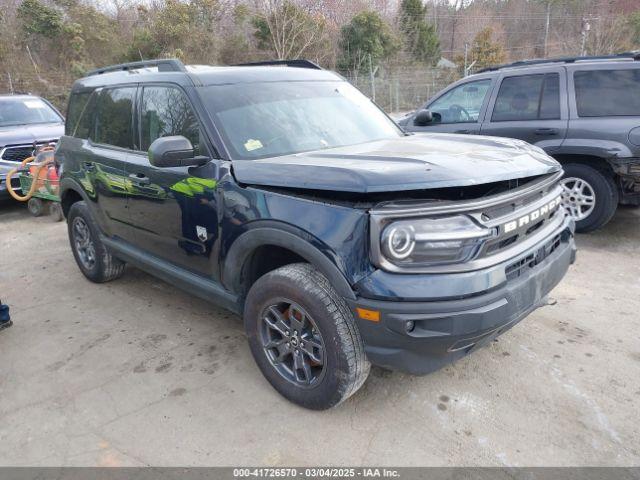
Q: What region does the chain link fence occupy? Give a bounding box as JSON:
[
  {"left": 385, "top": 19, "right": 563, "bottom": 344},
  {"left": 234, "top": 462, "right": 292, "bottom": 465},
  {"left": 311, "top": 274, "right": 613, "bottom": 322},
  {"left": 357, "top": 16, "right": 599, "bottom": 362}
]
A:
[{"left": 340, "top": 66, "right": 461, "bottom": 115}]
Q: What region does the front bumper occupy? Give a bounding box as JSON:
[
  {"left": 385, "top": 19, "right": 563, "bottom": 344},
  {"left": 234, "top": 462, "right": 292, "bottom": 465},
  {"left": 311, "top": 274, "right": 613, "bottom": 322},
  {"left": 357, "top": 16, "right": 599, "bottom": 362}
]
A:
[
  {"left": 348, "top": 218, "right": 576, "bottom": 375},
  {"left": 0, "top": 175, "right": 20, "bottom": 199}
]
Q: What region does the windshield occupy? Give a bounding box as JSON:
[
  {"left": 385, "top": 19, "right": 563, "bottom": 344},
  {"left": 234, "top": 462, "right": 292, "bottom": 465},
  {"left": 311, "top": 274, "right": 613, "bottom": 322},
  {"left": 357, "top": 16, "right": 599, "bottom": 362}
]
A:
[
  {"left": 0, "top": 97, "right": 62, "bottom": 127},
  {"left": 199, "top": 81, "right": 402, "bottom": 160}
]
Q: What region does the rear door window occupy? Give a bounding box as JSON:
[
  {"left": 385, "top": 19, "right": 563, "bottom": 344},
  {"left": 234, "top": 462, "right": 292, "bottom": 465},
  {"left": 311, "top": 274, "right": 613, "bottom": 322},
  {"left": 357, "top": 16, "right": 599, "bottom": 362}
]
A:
[
  {"left": 574, "top": 69, "right": 640, "bottom": 117},
  {"left": 92, "top": 87, "right": 136, "bottom": 149},
  {"left": 492, "top": 73, "right": 560, "bottom": 122}
]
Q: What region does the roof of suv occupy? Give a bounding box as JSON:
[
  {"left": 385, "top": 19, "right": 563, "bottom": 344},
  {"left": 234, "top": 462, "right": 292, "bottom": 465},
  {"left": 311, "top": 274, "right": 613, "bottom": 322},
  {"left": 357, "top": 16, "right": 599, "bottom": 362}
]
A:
[
  {"left": 72, "top": 59, "right": 342, "bottom": 90},
  {"left": 477, "top": 52, "right": 640, "bottom": 74}
]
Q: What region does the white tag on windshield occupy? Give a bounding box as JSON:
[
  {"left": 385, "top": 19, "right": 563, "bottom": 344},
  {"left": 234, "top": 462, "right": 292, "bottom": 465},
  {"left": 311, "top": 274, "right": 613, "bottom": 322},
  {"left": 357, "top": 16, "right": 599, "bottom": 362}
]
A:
[{"left": 24, "top": 100, "right": 46, "bottom": 109}]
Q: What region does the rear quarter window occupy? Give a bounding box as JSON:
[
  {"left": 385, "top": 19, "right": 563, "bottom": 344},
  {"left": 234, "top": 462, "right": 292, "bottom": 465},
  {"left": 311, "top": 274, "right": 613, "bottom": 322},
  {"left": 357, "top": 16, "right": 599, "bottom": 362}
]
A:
[
  {"left": 65, "top": 90, "right": 93, "bottom": 137},
  {"left": 574, "top": 69, "right": 640, "bottom": 117}
]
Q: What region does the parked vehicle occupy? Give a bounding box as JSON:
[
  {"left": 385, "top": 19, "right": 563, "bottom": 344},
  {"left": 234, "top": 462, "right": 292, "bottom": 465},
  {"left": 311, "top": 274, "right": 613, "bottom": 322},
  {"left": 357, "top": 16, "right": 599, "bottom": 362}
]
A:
[
  {"left": 398, "top": 53, "right": 640, "bottom": 232},
  {"left": 57, "top": 59, "right": 575, "bottom": 409},
  {"left": 0, "top": 94, "right": 64, "bottom": 200}
]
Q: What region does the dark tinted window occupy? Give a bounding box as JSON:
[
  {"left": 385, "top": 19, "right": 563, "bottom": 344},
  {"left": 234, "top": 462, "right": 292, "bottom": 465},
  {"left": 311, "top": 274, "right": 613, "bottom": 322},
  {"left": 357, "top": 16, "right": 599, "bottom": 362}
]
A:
[
  {"left": 66, "top": 91, "right": 92, "bottom": 136},
  {"left": 574, "top": 69, "right": 640, "bottom": 117},
  {"left": 492, "top": 73, "right": 560, "bottom": 122},
  {"left": 93, "top": 87, "right": 136, "bottom": 149},
  {"left": 540, "top": 74, "right": 561, "bottom": 119},
  {"left": 140, "top": 86, "right": 201, "bottom": 153},
  {"left": 74, "top": 92, "right": 96, "bottom": 140}
]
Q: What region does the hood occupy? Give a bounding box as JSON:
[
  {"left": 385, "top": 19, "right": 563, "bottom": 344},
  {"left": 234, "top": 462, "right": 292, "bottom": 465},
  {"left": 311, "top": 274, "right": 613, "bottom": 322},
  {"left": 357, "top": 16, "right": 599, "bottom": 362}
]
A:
[
  {"left": 0, "top": 123, "right": 64, "bottom": 148},
  {"left": 232, "top": 133, "right": 561, "bottom": 193}
]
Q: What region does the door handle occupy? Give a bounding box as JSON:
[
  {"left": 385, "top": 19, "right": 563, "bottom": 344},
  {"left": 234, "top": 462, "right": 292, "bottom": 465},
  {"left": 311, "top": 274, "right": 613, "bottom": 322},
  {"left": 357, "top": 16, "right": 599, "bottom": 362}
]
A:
[
  {"left": 535, "top": 128, "right": 559, "bottom": 136},
  {"left": 455, "top": 129, "right": 472, "bottom": 134},
  {"left": 83, "top": 162, "right": 96, "bottom": 172},
  {"left": 128, "top": 173, "right": 150, "bottom": 185}
]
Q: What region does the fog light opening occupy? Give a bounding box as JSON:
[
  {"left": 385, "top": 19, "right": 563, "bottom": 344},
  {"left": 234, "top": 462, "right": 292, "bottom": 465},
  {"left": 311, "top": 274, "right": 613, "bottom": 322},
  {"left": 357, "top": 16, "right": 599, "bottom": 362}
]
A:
[{"left": 405, "top": 320, "right": 415, "bottom": 333}]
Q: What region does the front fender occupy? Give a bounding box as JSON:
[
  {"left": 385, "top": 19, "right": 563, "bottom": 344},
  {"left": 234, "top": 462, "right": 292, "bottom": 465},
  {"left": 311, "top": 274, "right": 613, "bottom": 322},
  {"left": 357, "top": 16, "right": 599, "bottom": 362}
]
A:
[{"left": 222, "top": 226, "right": 357, "bottom": 301}]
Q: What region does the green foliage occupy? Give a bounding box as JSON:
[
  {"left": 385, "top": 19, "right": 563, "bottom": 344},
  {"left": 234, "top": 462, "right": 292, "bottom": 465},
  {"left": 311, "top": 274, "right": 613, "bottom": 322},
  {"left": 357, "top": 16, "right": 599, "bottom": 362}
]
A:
[
  {"left": 338, "top": 10, "right": 399, "bottom": 72},
  {"left": 629, "top": 11, "right": 640, "bottom": 48},
  {"left": 462, "top": 27, "right": 506, "bottom": 71},
  {"left": 399, "top": 0, "right": 440, "bottom": 65},
  {"left": 17, "top": 0, "right": 64, "bottom": 38},
  {"left": 127, "top": 0, "right": 218, "bottom": 63},
  {"left": 220, "top": 4, "right": 253, "bottom": 64},
  {"left": 252, "top": 1, "right": 328, "bottom": 60}
]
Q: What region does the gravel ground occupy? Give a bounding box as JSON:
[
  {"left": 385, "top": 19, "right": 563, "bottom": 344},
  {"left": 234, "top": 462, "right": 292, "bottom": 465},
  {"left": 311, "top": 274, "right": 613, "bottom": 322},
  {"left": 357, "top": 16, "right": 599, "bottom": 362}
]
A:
[{"left": 0, "top": 200, "right": 639, "bottom": 467}]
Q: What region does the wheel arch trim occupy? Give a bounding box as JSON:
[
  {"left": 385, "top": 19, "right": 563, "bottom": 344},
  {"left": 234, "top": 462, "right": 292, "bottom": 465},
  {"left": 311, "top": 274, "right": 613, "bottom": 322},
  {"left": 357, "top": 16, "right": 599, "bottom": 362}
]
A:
[{"left": 223, "top": 227, "right": 357, "bottom": 301}]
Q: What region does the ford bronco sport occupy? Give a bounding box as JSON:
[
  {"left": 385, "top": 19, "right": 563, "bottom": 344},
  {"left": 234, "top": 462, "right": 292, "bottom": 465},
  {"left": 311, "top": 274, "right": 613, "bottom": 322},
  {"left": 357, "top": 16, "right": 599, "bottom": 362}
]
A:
[
  {"left": 399, "top": 53, "right": 640, "bottom": 233},
  {"left": 57, "top": 59, "right": 576, "bottom": 409}
]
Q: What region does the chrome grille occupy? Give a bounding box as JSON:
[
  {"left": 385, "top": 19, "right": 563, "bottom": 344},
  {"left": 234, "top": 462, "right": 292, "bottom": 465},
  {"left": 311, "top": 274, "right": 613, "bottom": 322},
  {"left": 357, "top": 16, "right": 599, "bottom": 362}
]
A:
[
  {"left": 0, "top": 145, "right": 34, "bottom": 163},
  {"left": 369, "top": 171, "right": 567, "bottom": 274}
]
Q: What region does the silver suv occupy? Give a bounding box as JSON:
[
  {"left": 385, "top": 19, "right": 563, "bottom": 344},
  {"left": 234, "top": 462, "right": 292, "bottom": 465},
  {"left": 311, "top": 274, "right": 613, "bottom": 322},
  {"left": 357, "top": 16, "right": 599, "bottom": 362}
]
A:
[
  {"left": 0, "top": 94, "right": 64, "bottom": 200},
  {"left": 400, "top": 53, "right": 640, "bottom": 232}
]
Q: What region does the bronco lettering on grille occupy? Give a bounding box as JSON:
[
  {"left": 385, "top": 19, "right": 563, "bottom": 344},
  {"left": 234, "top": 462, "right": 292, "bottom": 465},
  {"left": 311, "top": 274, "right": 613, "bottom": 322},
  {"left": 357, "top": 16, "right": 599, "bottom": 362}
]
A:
[{"left": 503, "top": 196, "right": 562, "bottom": 234}]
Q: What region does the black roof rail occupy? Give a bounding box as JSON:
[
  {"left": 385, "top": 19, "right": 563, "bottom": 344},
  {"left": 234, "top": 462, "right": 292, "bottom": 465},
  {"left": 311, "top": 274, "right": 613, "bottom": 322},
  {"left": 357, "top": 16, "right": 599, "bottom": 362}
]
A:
[
  {"left": 86, "top": 59, "right": 187, "bottom": 77},
  {"left": 233, "top": 59, "right": 322, "bottom": 70},
  {"left": 478, "top": 51, "right": 640, "bottom": 73}
]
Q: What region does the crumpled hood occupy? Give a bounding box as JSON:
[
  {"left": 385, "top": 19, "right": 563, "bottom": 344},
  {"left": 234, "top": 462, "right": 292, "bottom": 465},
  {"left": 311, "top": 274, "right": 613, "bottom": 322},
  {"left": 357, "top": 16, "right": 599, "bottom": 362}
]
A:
[
  {"left": 232, "top": 133, "right": 561, "bottom": 193},
  {"left": 0, "top": 123, "right": 64, "bottom": 147}
]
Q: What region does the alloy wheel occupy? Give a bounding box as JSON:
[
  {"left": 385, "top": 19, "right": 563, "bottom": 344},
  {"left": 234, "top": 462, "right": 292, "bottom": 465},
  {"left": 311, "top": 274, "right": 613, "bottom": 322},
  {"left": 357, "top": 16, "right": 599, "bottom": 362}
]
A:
[
  {"left": 259, "top": 299, "right": 326, "bottom": 388},
  {"left": 560, "top": 176, "right": 596, "bottom": 221},
  {"left": 72, "top": 217, "right": 96, "bottom": 270}
]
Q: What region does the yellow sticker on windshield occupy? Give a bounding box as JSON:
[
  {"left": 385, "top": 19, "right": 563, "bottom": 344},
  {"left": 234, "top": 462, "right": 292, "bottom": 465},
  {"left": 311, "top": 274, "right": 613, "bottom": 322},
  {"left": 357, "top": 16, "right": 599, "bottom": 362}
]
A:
[{"left": 244, "top": 139, "right": 263, "bottom": 151}]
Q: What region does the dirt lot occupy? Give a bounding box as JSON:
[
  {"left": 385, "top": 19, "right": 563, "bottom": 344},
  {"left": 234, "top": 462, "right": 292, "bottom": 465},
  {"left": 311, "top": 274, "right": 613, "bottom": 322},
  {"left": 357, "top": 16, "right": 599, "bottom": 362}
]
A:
[{"left": 0, "top": 200, "right": 639, "bottom": 467}]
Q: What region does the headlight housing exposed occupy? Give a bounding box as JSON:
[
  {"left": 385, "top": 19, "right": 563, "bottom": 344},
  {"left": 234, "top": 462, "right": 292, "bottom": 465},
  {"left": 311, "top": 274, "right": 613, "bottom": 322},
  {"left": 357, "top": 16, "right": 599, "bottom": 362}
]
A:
[{"left": 379, "top": 216, "right": 494, "bottom": 268}]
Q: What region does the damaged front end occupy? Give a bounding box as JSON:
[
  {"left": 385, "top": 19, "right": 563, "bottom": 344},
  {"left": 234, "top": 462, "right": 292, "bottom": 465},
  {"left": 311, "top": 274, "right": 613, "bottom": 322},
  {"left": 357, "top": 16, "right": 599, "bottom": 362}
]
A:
[
  {"left": 369, "top": 171, "right": 567, "bottom": 274},
  {"left": 609, "top": 157, "right": 640, "bottom": 205}
]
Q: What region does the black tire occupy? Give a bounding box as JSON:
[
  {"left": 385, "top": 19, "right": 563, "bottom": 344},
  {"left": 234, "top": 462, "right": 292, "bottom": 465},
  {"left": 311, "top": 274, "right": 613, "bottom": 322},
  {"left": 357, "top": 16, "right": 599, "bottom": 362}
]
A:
[
  {"left": 49, "top": 202, "right": 64, "bottom": 222},
  {"left": 67, "top": 201, "right": 125, "bottom": 283},
  {"left": 244, "top": 263, "right": 370, "bottom": 410},
  {"left": 561, "top": 163, "right": 618, "bottom": 233},
  {"left": 27, "top": 198, "right": 44, "bottom": 217}
]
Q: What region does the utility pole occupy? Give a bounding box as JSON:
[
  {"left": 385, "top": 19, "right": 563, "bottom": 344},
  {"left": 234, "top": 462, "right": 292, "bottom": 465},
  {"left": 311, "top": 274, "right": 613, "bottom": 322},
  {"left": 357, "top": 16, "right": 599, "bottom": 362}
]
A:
[
  {"left": 580, "top": 18, "right": 591, "bottom": 57},
  {"left": 544, "top": 1, "right": 551, "bottom": 58},
  {"left": 464, "top": 42, "right": 468, "bottom": 76},
  {"left": 368, "top": 53, "right": 378, "bottom": 103}
]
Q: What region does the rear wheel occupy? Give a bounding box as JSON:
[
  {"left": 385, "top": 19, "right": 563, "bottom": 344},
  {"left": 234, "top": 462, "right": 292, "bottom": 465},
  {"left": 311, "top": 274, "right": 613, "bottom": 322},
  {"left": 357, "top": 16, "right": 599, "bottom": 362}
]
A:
[
  {"left": 67, "top": 201, "right": 125, "bottom": 283},
  {"left": 244, "top": 263, "right": 370, "bottom": 410},
  {"left": 560, "top": 163, "right": 618, "bottom": 233},
  {"left": 27, "top": 198, "right": 44, "bottom": 217},
  {"left": 49, "top": 202, "right": 64, "bottom": 222}
]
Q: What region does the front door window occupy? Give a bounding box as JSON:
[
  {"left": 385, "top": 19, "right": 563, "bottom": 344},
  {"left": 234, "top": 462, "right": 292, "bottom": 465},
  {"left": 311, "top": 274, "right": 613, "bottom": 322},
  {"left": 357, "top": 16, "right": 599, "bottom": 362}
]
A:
[{"left": 429, "top": 79, "right": 492, "bottom": 124}]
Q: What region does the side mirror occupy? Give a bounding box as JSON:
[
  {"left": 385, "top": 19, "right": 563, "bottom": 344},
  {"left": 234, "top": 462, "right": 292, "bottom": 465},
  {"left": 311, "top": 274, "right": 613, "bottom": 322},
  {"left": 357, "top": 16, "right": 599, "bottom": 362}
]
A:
[
  {"left": 148, "top": 135, "right": 208, "bottom": 168},
  {"left": 413, "top": 109, "right": 433, "bottom": 127}
]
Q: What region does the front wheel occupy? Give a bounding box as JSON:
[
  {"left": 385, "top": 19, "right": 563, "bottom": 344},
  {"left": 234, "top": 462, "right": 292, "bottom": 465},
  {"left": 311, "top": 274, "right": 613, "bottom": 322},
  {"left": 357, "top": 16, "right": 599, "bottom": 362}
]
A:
[
  {"left": 244, "top": 263, "right": 370, "bottom": 410},
  {"left": 560, "top": 163, "right": 618, "bottom": 233}
]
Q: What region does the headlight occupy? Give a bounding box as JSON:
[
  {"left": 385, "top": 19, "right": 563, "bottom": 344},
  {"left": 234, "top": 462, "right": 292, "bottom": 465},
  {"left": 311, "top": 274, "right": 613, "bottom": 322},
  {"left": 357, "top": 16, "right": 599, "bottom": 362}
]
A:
[{"left": 379, "top": 216, "right": 494, "bottom": 267}]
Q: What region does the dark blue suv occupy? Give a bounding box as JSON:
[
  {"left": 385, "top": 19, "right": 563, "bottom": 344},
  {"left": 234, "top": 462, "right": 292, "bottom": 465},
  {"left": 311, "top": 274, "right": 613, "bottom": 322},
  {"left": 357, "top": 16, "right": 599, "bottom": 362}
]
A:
[{"left": 56, "top": 59, "right": 575, "bottom": 409}]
